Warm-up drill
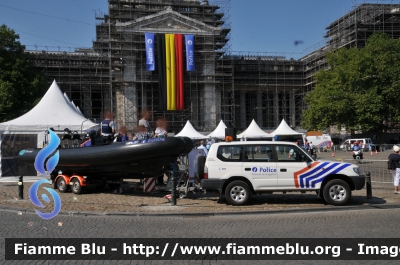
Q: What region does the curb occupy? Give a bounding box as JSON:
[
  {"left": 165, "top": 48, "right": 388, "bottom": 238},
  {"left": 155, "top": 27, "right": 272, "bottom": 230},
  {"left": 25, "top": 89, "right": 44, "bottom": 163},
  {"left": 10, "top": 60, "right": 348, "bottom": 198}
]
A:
[{"left": 1, "top": 203, "right": 400, "bottom": 217}]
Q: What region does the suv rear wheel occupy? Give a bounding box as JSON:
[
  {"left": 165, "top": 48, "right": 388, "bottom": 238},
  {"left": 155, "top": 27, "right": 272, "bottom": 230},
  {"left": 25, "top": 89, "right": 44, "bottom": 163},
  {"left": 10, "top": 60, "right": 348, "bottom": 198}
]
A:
[
  {"left": 225, "top": 180, "right": 251, "bottom": 206},
  {"left": 323, "top": 179, "right": 351, "bottom": 206}
]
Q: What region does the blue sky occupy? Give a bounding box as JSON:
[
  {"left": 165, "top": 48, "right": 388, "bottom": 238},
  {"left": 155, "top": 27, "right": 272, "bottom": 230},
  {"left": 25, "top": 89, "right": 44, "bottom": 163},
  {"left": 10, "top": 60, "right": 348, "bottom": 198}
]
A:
[{"left": 0, "top": 0, "right": 398, "bottom": 58}]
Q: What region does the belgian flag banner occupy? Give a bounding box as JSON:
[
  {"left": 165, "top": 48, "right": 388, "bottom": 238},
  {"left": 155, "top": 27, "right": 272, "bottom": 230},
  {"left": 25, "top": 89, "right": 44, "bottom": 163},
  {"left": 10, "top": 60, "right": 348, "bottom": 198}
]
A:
[{"left": 148, "top": 32, "right": 194, "bottom": 111}]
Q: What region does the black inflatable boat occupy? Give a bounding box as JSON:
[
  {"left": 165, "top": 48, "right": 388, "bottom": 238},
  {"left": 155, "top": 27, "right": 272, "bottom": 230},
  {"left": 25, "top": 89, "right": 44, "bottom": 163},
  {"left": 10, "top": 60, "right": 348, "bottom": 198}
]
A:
[{"left": 18, "top": 137, "right": 193, "bottom": 179}]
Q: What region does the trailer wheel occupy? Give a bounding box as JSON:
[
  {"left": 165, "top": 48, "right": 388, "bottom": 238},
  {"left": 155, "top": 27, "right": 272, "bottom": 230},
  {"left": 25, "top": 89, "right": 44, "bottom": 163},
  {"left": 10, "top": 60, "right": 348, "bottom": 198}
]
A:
[
  {"left": 71, "top": 179, "right": 83, "bottom": 194},
  {"left": 57, "top": 177, "right": 68, "bottom": 193},
  {"left": 197, "top": 156, "right": 206, "bottom": 180}
]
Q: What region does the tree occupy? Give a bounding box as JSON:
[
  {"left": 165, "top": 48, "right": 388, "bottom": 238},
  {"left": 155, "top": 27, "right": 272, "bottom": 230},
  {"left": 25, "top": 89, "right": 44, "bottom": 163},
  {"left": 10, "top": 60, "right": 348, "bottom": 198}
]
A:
[
  {"left": 0, "top": 24, "right": 46, "bottom": 122},
  {"left": 302, "top": 33, "right": 400, "bottom": 137}
]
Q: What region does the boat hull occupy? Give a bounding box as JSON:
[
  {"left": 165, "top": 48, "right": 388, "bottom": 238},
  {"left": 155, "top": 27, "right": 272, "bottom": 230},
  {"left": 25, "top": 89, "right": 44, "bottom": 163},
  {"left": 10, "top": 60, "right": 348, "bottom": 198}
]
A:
[{"left": 18, "top": 137, "right": 193, "bottom": 179}]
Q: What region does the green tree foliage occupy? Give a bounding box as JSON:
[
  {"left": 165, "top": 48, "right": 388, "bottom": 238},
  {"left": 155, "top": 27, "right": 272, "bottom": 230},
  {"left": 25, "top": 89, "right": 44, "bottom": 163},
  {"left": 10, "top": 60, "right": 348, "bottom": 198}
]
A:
[
  {"left": 302, "top": 33, "right": 400, "bottom": 134},
  {"left": 0, "top": 24, "right": 46, "bottom": 122}
]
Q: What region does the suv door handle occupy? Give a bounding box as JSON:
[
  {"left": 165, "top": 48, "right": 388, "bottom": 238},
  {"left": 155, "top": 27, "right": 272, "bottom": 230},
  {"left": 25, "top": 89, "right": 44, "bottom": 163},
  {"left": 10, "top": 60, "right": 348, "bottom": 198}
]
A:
[
  {"left": 280, "top": 169, "right": 287, "bottom": 172},
  {"left": 245, "top": 168, "right": 251, "bottom": 171}
]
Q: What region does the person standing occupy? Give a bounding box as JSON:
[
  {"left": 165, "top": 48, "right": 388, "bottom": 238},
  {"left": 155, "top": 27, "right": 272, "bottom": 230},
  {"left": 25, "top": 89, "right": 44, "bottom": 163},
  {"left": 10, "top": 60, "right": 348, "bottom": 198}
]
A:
[
  {"left": 115, "top": 125, "right": 129, "bottom": 142},
  {"left": 132, "top": 125, "right": 153, "bottom": 141},
  {"left": 100, "top": 111, "right": 115, "bottom": 144},
  {"left": 388, "top": 145, "right": 400, "bottom": 194},
  {"left": 304, "top": 141, "right": 310, "bottom": 152},
  {"left": 138, "top": 108, "right": 153, "bottom": 133},
  {"left": 309, "top": 141, "right": 315, "bottom": 150},
  {"left": 154, "top": 117, "right": 168, "bottom": 138},
  {"left": 197, "top": 140, "right": 208, "bottom": 156}
]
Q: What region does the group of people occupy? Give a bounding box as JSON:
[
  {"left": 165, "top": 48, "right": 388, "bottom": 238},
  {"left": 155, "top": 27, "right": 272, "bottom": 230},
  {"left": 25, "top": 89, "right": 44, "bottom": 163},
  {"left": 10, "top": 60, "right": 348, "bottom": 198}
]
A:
[
  {"left": 303, "top": 140, "right": 317, "bottom": 156},
  {"left": 100, "top": 109, "right": 168, "bottom": 145}
]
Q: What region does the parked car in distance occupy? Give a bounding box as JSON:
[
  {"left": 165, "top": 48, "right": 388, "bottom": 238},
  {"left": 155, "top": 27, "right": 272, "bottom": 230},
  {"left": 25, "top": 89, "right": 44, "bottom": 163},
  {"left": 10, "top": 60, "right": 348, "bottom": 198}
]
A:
[{"left": 339, "top": 138, "right": 377, "bottom": 151}]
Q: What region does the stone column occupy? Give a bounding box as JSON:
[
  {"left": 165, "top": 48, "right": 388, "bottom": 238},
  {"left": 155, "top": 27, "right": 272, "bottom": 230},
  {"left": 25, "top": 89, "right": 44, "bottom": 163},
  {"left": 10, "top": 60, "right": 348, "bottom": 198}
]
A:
[
  {"left": 124, "top": 86, "right": 138, "bottom": 130},
  {"left": 203, "top": 58, "right": 217, "bottom": 131},
  {"left": 204, "top": 84, "right": 216, "bottom": 131},
  {"left": 115, "top": 86, "right": 138, "bottom": 131},
  {"left": 240, "top": 90, "right": 246, "bottom": 129},
  {"left": 215, "top": 90, "right": 221, "bottom": 124},
  {"left": 142, "top": 90, "right": 147, "bottom": 109},
  {"left": 257, "top": 91, "right": 263, "bottom": 128},
  {"left": 115, "top": 58, "right": 137, "bottom": 131},
  {"left": 289, "top": 90, "right": 295, "bottom": 128},
  {"left": 274, "top": 90, "right": 279, "bottom": 127}
]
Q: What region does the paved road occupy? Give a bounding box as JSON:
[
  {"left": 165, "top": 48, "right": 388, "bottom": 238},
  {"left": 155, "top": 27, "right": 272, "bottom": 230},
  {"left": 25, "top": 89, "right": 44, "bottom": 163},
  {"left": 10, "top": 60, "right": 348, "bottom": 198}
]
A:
[{"left": 1, "top": 208, "right": 400, "bottom": 264}]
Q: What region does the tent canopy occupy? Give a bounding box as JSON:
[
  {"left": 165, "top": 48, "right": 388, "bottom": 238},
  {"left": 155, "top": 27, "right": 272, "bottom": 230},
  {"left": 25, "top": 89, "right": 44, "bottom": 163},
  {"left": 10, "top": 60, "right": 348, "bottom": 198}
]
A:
[
  {"left": 0, "top": 80, "right": 96, "bottom": 132},
  {"left": 207, "top": 120, "right": 227, "bottom": 139},
  {"left": 237, "top": 119, "right": 271, "bottom": 139},
  {"left": 270, "top": 119, "right": 302, "bottom": 137},
  {"left": 175, "top": 120, "right": 206, "bottom": 139}
]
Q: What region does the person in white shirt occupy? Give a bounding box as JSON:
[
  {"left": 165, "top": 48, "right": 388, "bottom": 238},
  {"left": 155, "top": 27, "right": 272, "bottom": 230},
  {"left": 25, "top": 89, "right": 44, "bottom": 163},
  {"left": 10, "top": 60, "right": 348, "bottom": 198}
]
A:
[
  {"left": 197, "top": 140, "right": 208, "bottom": 156},
  {"left": 154, "top": 117, "right": 168, "bottom": 138},
  {"left": 138, "top": 108, "right": 152, "bottom": 133},
  {"left": 222, "top": 148, "right": 231, "bottom": 159},
  {"left": 309, "top": 142, "right": 315, "bottom": 150}
]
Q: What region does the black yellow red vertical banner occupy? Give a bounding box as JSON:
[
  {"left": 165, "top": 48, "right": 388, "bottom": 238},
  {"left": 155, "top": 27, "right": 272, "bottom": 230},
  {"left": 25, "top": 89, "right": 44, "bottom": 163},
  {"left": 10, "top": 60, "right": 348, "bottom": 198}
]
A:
[
  {"left": 150, "top": 33, "right": 189, "bottom": 111},
  {"left": 156, "top": 34, "right": 166, "bottom": 111},
  {"left": 175, "top": 34, "right": 184, "bottom": 110}
]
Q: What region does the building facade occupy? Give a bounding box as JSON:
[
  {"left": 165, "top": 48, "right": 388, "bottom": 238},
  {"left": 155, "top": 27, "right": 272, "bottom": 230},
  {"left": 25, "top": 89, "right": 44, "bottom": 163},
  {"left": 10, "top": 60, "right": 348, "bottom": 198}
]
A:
[{"left": 27, "top": 1, "right": 400, "bottom": 133}]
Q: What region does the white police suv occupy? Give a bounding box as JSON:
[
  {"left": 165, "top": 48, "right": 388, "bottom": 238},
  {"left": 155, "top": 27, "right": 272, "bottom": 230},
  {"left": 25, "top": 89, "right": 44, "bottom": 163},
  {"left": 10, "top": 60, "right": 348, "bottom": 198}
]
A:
[{"left": 200, "top": 141, "right": 365, "bottom": 206}]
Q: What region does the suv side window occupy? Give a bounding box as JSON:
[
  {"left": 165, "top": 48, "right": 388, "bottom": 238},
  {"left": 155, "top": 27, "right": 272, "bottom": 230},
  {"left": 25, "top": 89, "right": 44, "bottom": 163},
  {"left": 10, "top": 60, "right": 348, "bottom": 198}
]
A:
[
  {"left": 217, "top": 145, "right": 243, "bottom": 162},
  {"left": 244, "top": 145, "right": 273, "bottom": 162},
  {"left": 275, "top": 145, "right": 304, "bottom": 162}
]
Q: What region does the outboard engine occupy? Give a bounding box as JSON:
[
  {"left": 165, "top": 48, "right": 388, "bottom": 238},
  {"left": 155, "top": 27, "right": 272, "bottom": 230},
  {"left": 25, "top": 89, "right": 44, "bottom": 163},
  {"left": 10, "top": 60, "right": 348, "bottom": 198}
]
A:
[
  {"left": 61, "top": 128, "right": 72, "bottom": 148},
  {"left": 71, "top": 131, "right": 82, "bottom": 148}
]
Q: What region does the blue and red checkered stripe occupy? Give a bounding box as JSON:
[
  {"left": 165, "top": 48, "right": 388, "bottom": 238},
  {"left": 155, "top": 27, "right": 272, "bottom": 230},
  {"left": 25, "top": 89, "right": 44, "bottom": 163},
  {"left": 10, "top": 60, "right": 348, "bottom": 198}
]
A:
[{"left": 294, "top": 162, "right": 351, "bottom": 188}]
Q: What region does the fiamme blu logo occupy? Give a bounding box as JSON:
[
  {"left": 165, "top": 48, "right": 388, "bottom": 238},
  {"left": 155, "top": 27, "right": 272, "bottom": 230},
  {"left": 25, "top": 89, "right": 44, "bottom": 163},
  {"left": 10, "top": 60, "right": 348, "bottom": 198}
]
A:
[{"left": 29, "top": 129, "right": 62, "bottom": 220}]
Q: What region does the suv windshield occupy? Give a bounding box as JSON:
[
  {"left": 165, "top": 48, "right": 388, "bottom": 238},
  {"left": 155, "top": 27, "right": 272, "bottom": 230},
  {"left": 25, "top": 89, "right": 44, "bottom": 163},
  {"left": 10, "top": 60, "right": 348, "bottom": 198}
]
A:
[{"left": 274, "top": 144, "right": 308, "bottom": 162}]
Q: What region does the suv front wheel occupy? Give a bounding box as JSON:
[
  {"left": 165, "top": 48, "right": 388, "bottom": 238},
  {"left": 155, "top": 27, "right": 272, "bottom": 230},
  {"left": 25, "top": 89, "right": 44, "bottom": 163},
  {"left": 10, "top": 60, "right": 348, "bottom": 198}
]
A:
[
  {"left": 225, "top": 180, "right": 251, "bottom": 206},
  {"left": 323, "top": 179, "right": 351, "bottom": 206}
]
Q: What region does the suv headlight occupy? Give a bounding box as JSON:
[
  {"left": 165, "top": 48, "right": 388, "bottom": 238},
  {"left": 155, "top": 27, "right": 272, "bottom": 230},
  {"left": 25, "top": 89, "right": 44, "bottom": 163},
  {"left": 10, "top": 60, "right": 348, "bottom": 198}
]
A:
[{"left": 353, "top": 167, "right": 361, "bottom": 175}]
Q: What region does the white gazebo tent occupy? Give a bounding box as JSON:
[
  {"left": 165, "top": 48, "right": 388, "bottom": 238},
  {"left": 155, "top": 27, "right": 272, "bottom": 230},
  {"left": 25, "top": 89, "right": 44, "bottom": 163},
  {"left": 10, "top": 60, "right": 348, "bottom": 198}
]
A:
[
  {"left": 0, "top": 80, "right": 95, "bottom": 132},
  {"left": 0, "top": 80, "right": 97, "bottom": 176},
  {"left": 175, "top": 120, "right": 206, "bottom": 139},
  {"left": 237, "top": 119, "right": 271, "bottom": 139},
  {"left": 270, "top": 119, "right": 303, "bottom": 140},
  {"left": 207, "top": 120, "right": 227, "bottom": 140},
  {"left": 63, "top": 93, "right": 84, "bottom": 117},
  {"left": 76, "top": 106, "right": 83, "bottom": 115}
]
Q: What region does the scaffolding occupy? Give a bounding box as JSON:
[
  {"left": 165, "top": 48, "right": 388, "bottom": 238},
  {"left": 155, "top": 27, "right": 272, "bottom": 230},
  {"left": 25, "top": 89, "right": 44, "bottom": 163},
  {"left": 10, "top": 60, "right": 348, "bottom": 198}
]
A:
[
  {"left": 301, "top": 3, "right": 400, "bottom": 93},
  {"left": 92, "top": 0, "right": 232, "bottom": 133},
  {"left": 231, "top": 52, "right": 304, "bottom": 130},
  {"left": 27, "top": 50, "right": 110, "bottom": 120},
  {"left": 26, "top": 1, "right": 400, "bottom": 133}
]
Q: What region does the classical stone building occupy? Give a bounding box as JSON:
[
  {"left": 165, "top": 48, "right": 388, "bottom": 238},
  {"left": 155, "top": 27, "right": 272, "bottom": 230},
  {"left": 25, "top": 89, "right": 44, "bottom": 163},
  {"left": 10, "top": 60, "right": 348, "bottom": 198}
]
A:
[{"left": 27, "top": 1, "right": 400, "bottom": 132}]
